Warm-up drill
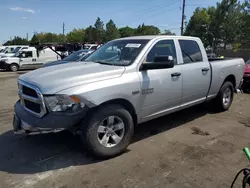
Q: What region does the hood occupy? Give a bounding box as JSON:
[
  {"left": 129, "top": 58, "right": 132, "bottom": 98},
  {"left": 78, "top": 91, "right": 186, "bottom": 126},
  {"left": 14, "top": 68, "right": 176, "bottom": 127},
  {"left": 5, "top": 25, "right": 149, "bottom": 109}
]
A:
[
  {"left": 245, "top": 64, "right": 250, "bottom": 73},
  {"left": 43, "top": 60, "right": 69, "bottom": 67},
  {"left": 0, "top": 56, "right": 19, "bottom": 61},
  {"left": 2, "top": 53, "right": 15, "bottom": 57},
  {"left": 19, "top": 62, "right": 125, "bottom": 94}
]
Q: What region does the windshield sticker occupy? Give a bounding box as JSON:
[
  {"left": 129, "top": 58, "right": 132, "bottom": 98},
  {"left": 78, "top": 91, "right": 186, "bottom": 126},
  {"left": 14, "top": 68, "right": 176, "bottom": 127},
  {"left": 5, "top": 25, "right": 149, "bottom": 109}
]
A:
[{"left": 125, "top": 43, "right": 141, "bottom": 48}]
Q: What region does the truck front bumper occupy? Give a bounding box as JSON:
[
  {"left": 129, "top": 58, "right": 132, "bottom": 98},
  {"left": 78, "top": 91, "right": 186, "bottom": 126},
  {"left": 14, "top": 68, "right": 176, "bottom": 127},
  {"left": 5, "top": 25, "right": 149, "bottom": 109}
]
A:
[
  {"left": 13, "top": 101, "right": 88, "bottom": 135},
  {"left": 0, "top": 61, "right": 9, "bottom": 69}
]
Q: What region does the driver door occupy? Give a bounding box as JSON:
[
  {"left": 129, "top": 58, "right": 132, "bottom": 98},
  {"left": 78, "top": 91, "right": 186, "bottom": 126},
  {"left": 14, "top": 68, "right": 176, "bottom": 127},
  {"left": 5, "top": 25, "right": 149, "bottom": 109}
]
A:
[
  {"left": 138, "top": 39, "right": 183, "bottom": 121},
  {"left": 19, "top": 51, "right": 34, "bottom": 68}
]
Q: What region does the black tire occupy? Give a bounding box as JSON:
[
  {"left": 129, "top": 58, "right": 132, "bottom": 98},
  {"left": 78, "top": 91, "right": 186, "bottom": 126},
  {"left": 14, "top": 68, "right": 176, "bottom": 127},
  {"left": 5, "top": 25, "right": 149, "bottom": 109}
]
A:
[
  {"left": 81, "top": 105, "right": 134, "bottom": 158},
  {"left": 9, "top": 64, "right": 18, "bottom": 72},
  {"left": 213, "top": 81, "right": 234, "bottom": 112}
]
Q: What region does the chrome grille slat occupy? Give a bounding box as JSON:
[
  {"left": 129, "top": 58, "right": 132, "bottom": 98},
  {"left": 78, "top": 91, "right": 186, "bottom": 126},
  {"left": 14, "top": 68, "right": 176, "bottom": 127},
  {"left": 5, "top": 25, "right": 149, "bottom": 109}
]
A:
[
  {"left": 18, "top": 80, "right": 46, "bottom": 118},
  {"left": 21, "top": 94, "right": 41, "bottom": 103}
]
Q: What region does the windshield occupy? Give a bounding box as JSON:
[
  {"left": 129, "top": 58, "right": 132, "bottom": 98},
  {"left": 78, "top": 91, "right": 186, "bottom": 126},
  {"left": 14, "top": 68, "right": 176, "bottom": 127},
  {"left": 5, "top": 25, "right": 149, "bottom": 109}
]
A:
[
  {"left": 5, "top": 47, "right": 15, "bottom": 53},
  {"left": 63, "top": 51, "right": 87, "bottom": 61},
  {"left": 12, "top": 47, "right": 21, "bottom": 54},
  {"left": 85, "top": 39, "right": 149, "bottom": 66},
  {"left": 247, "top": 59, "right": 250, "bottom": 64}
]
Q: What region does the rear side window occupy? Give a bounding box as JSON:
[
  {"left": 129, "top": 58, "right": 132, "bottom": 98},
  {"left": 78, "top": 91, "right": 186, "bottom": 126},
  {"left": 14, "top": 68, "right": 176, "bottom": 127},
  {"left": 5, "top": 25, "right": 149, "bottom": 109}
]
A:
[
  {"left": 179, "top": 40, "right": 203, "bottom": 64},
  {"left": 146, "top": 40, "right": 177, "bottom": 64}
]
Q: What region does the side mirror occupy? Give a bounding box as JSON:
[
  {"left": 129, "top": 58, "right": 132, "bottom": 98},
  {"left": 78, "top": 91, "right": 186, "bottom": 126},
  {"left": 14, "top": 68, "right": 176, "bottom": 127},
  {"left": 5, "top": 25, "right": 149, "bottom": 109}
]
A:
[{"left": 140, "top": 55, "right": 174, "bottom": 71}]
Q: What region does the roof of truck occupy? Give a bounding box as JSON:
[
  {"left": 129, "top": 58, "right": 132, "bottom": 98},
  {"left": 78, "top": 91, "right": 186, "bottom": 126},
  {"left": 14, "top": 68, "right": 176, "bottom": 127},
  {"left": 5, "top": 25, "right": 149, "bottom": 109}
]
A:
[{"left": 118, "top": 35, "right": 199, "bottom": 40}]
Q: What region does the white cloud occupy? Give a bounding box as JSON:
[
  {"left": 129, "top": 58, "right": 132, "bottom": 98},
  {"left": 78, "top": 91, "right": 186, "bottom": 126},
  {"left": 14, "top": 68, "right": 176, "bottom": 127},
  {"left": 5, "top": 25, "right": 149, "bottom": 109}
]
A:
[
  {"left": 21, "top": 17, "right": 27, "bottom": 20},
  {"left": 9, "top": 7, "right": 35, "bottom": 14}
]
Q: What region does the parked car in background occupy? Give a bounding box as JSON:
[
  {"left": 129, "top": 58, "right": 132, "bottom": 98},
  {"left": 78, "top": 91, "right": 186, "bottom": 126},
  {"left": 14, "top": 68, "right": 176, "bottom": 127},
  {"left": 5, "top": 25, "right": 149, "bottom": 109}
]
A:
[
  {"left": 13, "top": 35, "right": 244, "bottom": 158},
  {"left": 43, "top": 49, "right": 94, "bottom": 67},
  {"left": 0, "top": 46, "right": 29, "bottom": 58},
  {"left": 0, "top": 47, "right": 60, "bottom": 71},
  {"left": 242, "top": 59, "right": 250, "bottom": 93},
  {"left": 83, "top": 44, "right": 98, "bottom": 51}
]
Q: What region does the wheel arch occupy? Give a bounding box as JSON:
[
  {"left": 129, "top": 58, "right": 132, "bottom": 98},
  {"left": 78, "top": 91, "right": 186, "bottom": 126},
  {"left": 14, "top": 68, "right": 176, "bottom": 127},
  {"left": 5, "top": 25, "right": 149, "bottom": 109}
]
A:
[
  {"left": 90, "top": 98, "right": 138, "bottom": 126},
  {"left": 223, "top": 74, "right": 236, "bottom": 90}
]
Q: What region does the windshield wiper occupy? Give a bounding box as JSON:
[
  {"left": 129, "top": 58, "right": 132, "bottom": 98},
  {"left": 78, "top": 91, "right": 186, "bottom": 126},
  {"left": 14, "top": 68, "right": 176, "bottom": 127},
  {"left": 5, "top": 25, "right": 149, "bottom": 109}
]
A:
[{"left": 95, "top": 61, "right": 115, "bottom": 65}]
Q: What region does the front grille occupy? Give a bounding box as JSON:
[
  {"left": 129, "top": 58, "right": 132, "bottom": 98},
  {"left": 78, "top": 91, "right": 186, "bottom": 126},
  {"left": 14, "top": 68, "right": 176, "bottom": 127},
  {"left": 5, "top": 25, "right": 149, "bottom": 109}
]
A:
[
  {"left": 24, "top": 100, "right": 41, "bottom": 113},
  {"left": 22, "top": 86, "right": 38, "bottom": 98},
  {"left": 18, "top": 80, "right": 46, "bottom": 117}
]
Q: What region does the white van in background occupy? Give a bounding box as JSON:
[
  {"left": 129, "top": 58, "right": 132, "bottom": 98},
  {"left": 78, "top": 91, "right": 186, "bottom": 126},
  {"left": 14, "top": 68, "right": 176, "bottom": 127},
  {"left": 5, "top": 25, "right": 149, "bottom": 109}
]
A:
[
  {"left": 0, "top": 47, "right": 60, "bottom": 71},
  {"left": 0, "top": 46, "right": 29, "bottom": 58}
]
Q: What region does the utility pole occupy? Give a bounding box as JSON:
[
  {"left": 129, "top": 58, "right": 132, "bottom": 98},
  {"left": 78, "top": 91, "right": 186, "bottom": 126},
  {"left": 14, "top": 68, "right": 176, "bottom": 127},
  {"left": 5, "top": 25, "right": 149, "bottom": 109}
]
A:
[
  {"left": 62, "top": 22, "right": 65, "bottom": 36},
  {"left": 181, "top": 0, "right": 186, "bottom": 35}
]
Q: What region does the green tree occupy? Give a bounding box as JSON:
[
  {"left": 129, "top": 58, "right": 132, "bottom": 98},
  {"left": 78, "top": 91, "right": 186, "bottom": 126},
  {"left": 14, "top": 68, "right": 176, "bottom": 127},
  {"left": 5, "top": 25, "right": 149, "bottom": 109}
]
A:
[
  {"left": 30, "top": 34, "right": 39, "bottom": 45},
  {"left": 135, "top": 24, "right": 160, "bottom": 35},
  {"left": 105, "top": 19, "right": 120, "bottom": 41},
  {"left": 119, "top": 26, "right": 135, "bottom": 37},
  {"left": 85, "top": 26, "right": 96, "bottom": 43},
  {"left": 66, "top": 29, "right": 85, "bottom": 43},
  {"left": 3, "top": 36, "right": 29, "bottom": 45},
  {"left": 161, "top": 29, "right": 176, "bottom": 35},
  {"left": 94, "top": 17, "right": 105, "bottom": 42},
  {"left": 184, "top": 0, "right": 249, "bottom": 49},
  {"left": 216, "top": 0, "right": 243, "bottom": 48},
  {"left": 184, "top": 8, "right": 211, "bottom": 48}
]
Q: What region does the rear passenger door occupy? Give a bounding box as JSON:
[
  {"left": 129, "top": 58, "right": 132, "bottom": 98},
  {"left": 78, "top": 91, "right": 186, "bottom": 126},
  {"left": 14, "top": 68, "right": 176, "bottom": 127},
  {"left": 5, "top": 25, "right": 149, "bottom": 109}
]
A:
[{"left": 178, "top": 39, "right": 211, "bottom": 107}]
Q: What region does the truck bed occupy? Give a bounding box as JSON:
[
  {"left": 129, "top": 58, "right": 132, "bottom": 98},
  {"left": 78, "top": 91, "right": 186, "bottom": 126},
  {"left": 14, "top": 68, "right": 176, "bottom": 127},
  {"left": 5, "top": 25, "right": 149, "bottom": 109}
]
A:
[
  {"left": 208, "top": 57, "right": 236, "bottom": 62},
  {"left": 207, "top": 58, "right": 245, "bottom": 99}
]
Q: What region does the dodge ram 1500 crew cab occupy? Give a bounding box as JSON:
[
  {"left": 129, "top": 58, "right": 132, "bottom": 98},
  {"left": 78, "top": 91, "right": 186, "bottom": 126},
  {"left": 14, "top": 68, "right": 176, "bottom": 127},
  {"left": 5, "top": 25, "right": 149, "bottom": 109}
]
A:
[{"left": 13, "top": 36, "right": 245, "bottom": 158}]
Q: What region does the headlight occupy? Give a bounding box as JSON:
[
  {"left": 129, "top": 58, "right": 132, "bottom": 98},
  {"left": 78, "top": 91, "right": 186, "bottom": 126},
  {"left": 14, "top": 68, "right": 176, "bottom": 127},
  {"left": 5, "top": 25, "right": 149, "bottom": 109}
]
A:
[{"left": 44, "top": 95, "right": 85, "bottom": 113}]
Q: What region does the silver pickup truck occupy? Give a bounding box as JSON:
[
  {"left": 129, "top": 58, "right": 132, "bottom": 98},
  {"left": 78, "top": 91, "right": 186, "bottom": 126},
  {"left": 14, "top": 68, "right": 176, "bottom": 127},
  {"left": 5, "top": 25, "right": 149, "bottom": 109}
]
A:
[{"left": 13, "top": 36, "right": 245, "bottom": 158}]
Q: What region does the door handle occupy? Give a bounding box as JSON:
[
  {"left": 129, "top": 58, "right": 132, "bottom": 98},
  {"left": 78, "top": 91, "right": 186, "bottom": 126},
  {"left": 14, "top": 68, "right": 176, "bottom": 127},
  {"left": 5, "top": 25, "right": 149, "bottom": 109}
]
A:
[
  {"left": 171, "top": 72, "right": 181, "bottom": 77},
  {"left": 202, "top": 68, "right": 209, "bottom": 72}
]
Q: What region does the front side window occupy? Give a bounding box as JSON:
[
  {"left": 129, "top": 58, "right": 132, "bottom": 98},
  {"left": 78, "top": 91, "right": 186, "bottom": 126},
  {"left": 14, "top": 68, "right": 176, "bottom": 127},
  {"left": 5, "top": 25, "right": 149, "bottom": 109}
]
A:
[
  {"left": 179, "top": 40, "right": 203, "bottom": 64},
  {"left": 20, "top": 51, "right": 32, "bottom": 58},
  {"left": 146, "top": 40, "right": 177, "bottom": 64},
  {"left": 85, "top": 39, "right": 149, "bottom": 66}
]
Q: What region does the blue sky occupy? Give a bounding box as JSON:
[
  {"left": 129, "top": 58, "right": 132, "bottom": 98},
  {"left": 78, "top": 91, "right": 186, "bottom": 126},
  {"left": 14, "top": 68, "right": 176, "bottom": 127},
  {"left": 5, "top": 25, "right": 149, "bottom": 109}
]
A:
[{"left": 0, "top": 0, "right": 219, "bottom": 44}]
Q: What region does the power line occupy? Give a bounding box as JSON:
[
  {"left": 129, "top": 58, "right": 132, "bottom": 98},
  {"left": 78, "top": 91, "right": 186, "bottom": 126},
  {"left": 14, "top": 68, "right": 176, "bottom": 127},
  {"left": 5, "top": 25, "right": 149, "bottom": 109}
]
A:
[
  {"left": 185, "top": 4, "right": 210, "bottom": 7},
  {"left": 145, "top": 0, "right": 181, "bottom": 14},
  {"left": 181, "top": 0, "right": 186, "bottom": 35},
  {"left": 141, "top": 0, "right": 179, "bottom": 13}
]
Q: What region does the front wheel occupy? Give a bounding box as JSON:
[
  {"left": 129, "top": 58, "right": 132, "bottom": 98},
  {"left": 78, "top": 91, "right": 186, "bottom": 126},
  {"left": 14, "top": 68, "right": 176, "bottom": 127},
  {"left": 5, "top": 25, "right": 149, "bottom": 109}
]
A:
[
  {"left": 81, "top": 105, "right": 134, "bottom": 158},
  {"left": 9, "top": 64, "right": 19, "bottom": 72},
  {"left": 213, "top": 81, "right": 234, "bottom": 112}
]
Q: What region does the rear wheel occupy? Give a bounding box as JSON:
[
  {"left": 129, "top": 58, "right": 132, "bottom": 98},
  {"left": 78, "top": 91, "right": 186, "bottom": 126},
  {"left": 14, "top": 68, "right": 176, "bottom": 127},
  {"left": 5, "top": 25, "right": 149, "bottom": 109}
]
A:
[
  {"left": 9, "top": 64, "right": 19, "bottom": 72},
  {"left": 213, "top": 81, "right": 234, "bottom": 112},
  {"left": 81, "top": 105, "right": 134, "bottom": 158}
]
